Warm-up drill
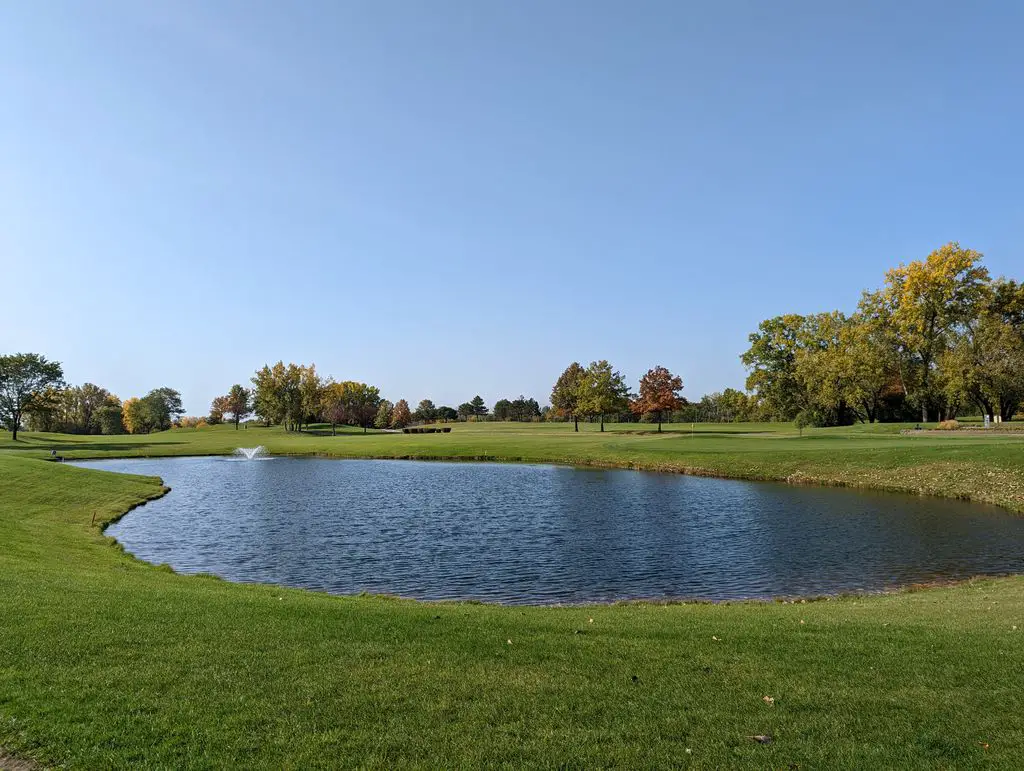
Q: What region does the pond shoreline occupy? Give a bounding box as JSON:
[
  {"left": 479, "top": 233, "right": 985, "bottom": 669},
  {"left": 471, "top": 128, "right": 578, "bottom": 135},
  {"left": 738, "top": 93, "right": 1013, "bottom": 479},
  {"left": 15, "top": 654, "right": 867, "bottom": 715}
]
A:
[
  {"left": 82, "top": 456, "right": 1024, "bottom": 606},
  {"left": 71, "top": 448, "right": 1024, "bottom": 515}
]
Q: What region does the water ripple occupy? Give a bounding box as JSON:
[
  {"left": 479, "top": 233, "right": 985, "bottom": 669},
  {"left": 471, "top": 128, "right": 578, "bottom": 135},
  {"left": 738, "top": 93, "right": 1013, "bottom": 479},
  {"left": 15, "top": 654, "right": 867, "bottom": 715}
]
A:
[{"left": 70, "top": 457, "right": 1024, "bottom": 604}]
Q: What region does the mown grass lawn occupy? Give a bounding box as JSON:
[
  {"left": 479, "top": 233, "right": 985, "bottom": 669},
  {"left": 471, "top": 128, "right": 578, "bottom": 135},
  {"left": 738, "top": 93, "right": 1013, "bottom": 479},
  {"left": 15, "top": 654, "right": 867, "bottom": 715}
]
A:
[{"left": 2, "top": 423, "right": 1024, "bottom": 767}]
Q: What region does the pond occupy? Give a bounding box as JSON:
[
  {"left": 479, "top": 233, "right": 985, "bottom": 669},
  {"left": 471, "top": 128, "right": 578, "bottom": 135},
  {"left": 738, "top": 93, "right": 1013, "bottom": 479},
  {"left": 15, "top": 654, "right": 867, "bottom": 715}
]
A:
[{"left": 75, "top": 456, "right": 1024, "bottom": 604}]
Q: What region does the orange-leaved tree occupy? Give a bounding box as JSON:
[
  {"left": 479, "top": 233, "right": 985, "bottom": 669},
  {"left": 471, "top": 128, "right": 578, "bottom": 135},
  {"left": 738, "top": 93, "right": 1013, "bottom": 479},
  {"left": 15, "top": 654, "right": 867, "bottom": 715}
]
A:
[{"left": 631, "top": 365, "right": 684, "bottom": 432}]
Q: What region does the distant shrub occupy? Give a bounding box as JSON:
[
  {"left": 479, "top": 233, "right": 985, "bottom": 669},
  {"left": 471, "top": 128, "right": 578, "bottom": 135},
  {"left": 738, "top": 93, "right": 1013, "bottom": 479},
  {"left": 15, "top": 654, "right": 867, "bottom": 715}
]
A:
[{"left": 937, "top": 419, "right": 960, "bottom": 430}]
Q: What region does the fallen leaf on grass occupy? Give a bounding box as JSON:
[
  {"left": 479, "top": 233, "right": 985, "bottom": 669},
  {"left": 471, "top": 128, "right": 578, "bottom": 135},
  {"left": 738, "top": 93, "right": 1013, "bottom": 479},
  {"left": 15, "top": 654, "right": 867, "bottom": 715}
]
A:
[
  {"left": 762, "top": 696, "right": 775, "bottom": 706},
  {"left": 749, "top": 734, "right": 773, "bottom": 744},
  {"left": 712, "top": 636, "right": 720, "bottom": 641}
]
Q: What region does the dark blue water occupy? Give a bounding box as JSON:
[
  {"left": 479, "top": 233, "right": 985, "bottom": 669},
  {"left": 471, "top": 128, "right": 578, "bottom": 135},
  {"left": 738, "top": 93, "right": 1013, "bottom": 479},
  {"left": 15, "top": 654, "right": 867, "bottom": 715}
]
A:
[{"left": 75, "top": 457, "right": 1024, "bottom": 604}]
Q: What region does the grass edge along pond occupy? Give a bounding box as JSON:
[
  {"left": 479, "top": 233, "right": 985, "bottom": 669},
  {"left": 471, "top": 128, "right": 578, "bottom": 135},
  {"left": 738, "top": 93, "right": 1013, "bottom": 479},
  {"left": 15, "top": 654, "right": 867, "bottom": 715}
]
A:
[{"left": 2, "top": 423, "right": 1024, "bottom": 767}]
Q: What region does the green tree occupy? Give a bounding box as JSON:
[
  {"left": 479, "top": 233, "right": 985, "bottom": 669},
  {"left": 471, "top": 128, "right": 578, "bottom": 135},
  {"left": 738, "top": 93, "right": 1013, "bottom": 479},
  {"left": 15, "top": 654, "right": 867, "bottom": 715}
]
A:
[
  {"left": 140, "top": 387, "right": 184, "bottom": 431},
  {"left": 436, "top": 405, "right": 458, "bottom": 422},
  {"left": 70, "top": 383, "right": 111, "bottom": 434},
  {"left": 0, "top": 353, "right": 65, "bottom": 440},
  {"left": 414, "top": 399, "right": 437, "bottom": 424},
  {"left": 631, "top": 365, "right": 684, "bottom": 431},
  {"left": 741, "top": 314, "right": 808, "bottom": 421},
  {"left": 577, "top": 360, "right": 631, "bottom": 432},
  {"left": 551, "top": 362, "right": 586, "bottom": 431},
  {"left": 792, "top": 311, "right": 858, "bottom": 427},
  {"left": 374, "top": 400, "right": 394, "bottom": 429},
  {"left": 493, "top": 399, "right": 513, "bottom": 420},
  {"left": 510, "top": 396, "right": 541, "bottom": 421},
  {"left": 469, "top": 395, "right": 488, "bottom": 417},
  {"left": 95, "top": 397, "right": 124, "bottom": 435}
]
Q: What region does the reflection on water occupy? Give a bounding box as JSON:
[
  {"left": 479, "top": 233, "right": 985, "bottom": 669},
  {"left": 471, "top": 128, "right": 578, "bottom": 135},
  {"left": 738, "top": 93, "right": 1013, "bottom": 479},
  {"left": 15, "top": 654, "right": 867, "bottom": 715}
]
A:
[{"left": 74, "top": 457, "right": 1024, "bottom": 604}]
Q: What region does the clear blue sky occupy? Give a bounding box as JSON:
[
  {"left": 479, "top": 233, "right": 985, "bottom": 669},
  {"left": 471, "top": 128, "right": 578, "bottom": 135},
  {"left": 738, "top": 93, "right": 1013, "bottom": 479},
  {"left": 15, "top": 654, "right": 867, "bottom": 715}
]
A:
[{"left": 2, "top": 1, "right": 1022, "bottom": 414}]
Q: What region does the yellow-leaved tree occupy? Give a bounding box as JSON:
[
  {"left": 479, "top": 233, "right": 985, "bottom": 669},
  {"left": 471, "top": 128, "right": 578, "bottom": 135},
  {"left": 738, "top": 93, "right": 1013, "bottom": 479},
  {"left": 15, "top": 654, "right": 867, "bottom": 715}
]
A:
[
  {"left": 863, "top": 242, "right": 989, "bottom": 423},
  {"left": 121, "top": 397, "right": 144, "bottom": 435}
]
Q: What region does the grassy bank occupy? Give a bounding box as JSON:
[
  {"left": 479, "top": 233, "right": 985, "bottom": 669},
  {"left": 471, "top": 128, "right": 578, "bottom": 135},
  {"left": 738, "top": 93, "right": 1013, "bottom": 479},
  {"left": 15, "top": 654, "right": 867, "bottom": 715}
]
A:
[
  {"left": 5, "top": 420, "right": 1024, "bottom": 511},
  {"left": 2, "top": 424, "right": 1024, "bottom": 767}
]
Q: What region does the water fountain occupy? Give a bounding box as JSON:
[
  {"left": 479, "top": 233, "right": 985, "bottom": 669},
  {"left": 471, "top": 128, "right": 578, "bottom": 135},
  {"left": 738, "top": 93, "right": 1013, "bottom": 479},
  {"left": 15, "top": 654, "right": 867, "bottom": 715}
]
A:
[{"left": 233, "top": 446, "right": 268, "bottom": 460}]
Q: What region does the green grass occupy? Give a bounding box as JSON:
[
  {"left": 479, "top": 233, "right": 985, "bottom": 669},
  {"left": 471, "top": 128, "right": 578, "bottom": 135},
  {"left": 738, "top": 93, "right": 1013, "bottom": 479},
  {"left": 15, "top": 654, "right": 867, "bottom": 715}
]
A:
[
  {"left": 2, "top": 422, "right": 1024, "bottom": 767},
  {"left": 6, "top": 419, "right": 1024, "bottom": 510}
]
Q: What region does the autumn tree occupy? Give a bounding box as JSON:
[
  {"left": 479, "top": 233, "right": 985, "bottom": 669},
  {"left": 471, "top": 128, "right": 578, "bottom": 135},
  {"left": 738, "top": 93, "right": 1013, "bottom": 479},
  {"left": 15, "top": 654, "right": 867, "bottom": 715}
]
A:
[
  {"left": 122, "top": 397, "right": 145, "bottom": 434},
  {"left": 251, "top": 362, "right": 302, "bottom": 430},
  {"left": 0, "top": 353, "right": 65, "bottom": 440},
  {"left": 298, "top": 365, "right": 323, "bottom": 431},
  {"left": 343, "top": 382, "right": 383, "bottom": 432},
  {"left": 942, "top": 280, "right": 1024, "bottom": 421},
  {"left": 551, "top": 362, "right": 586, "bottom": 431},
  {"left": 321, "top": 381, "right": 349, "bottom": 435},
  {"left": 224, "top": 384, "right": 252, "bottom": 429},
  {"left": 209, "top": 395, "right": 230, "bottom": 425},
  {"left": 632, "top": 365, "right": 684, "bottom": 431},
  {"left": 23, "top": 386, "right": 63, "bottom": 432},
  {"left": 577, "top": 360, "right": 631, "bottom": 432},
  {"left": 390, "top": 399, "right": 412, "bottom": 429},
  {"left": 867, "top": 242, "right": 989, "bottom": 422}
]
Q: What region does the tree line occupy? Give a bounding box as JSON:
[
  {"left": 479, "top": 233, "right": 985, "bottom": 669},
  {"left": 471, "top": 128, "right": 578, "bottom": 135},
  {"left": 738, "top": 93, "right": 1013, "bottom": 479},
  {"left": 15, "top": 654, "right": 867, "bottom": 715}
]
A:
[
  {"left": 741, "top": 243, "right": 1024, "bottom": 425},
  {"left": 20, "top": 245, "right": 1013, "bottom": 442},
  {"left": 0, "top": 352, "right": 189, "bottom": 438},
  {"left": 549, "top": 361, "right": 686, "bottom": 431}
]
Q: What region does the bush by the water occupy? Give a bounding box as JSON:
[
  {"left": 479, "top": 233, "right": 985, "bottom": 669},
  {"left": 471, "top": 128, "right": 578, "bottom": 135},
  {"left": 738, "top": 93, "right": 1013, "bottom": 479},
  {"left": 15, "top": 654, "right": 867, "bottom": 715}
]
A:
[{"left": 937, "top": 419, "right": 960, "bottom": 430}]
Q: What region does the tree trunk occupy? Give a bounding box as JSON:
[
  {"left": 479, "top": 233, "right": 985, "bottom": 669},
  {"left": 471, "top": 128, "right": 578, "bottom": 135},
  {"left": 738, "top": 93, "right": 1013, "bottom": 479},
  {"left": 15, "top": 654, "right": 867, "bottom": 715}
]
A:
[
  {"left": 574, "top": 416, "right": 579, "bottom": 432},
  {"left": 331, "top": 423, "right": 336, "bottom": 436},
  {"left": 1001, "top": 400, "right": 1018, "bottom": 422},
  {"left": 600, "top": 415, "right": 605, "bottom": 432},
  {"left": 11, "top": 425, "right": 17, "bottom": 441},
  {"left": 235, "top": 419, "right": 239, "bottom": 430},
  {"left": 658, "top": 418, "right": 662, "bottom": 432}
]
